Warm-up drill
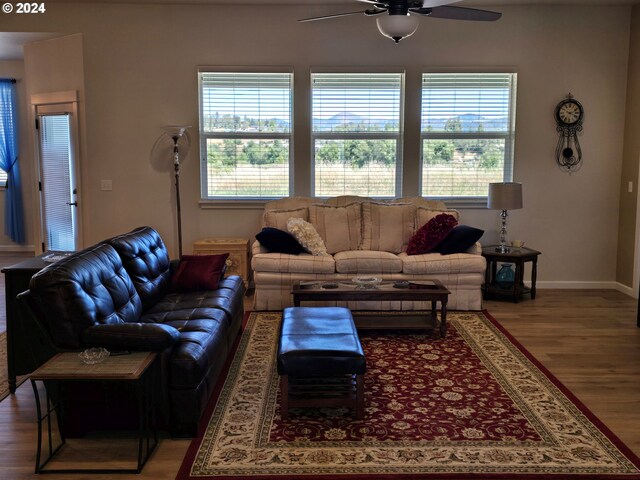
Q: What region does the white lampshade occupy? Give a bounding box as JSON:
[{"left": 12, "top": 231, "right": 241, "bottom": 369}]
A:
[
  {"left": 487, "top": 182, "right": 523, "bottom": 210},
  {"left": 376, "top": 14, "right": 419, "bottom": 43}
]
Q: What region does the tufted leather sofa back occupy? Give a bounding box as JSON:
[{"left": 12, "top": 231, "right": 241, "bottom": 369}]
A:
[
  {"left": 108, "top": 226, "right": 171, "bottom": 311},
  {"left": 28, "top": 243, "right": 143, "bottom": 349}
]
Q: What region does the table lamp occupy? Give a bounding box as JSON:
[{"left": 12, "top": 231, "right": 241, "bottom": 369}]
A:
[{"left": 488, "top": 182, "right": 523, "bottom": 253}]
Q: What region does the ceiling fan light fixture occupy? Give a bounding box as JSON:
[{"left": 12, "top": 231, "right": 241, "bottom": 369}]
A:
[{"left": 376, "top": 14, "right": 419, "bottom": 43}]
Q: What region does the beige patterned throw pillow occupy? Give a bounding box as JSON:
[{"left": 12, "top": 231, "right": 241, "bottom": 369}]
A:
[
  {"left": 361, "top": 202, "right": 417, "bottom": 253},
  {"left": 416, "top": 207, "right": 460, "bottom": 228},
  {"left": 309, "top": 203, "right": 362, "bottom": 255},
  {"left": 286, "top": 217, "right": 328, "bottom": 256},
  {"left": 263, "top": 208, "right": 308, "bottom": 230}
]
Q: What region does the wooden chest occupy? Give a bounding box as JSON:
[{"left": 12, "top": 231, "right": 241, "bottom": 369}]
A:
[{"left": 193, "top": 237, "right": 250, "bottom": 288}]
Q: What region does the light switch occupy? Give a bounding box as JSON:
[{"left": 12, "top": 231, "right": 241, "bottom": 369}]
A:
[
  {"left": 100, "top": 179, "right": 113, "bottom": 191},
  {"left": 629, "top": 181, "right": 633, "bottom": 193}
]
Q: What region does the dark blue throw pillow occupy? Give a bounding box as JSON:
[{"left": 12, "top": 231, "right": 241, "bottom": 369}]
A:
[
  {"left": 256, "top": 227, "right": 306, "bottom": 255},
  {"left": 435, "top": 225, "right": 484, "bottom": 255}
]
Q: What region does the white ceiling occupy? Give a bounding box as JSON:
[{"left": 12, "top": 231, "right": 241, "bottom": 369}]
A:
[
  {"left": 26, "top": 0, "right": 640, "bottom": 4},
  {"left": 0, "top": 32, "right": 61, "bottom": 61},
  {"left": 1, "top": 0, "right": 637, "bottom": 60}
]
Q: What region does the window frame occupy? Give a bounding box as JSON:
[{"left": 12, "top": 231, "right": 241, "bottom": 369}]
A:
[
  {"left": 310, "top": 68, "right": 406, "bottom": 199},
  {"left": 198, "top": 66, "right": 294, "bottom": 203},
  {"left": 419, "top": 69, "right": 517, "bottom": 208}
]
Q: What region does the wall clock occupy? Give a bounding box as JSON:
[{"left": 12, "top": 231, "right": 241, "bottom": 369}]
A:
[{"left": 554, "top": 93, "right": 584, "bottom": 172}]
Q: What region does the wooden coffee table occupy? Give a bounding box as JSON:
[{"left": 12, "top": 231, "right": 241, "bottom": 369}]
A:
[{"left": 292, "top": 279, "right": 450, "bottom": 337}]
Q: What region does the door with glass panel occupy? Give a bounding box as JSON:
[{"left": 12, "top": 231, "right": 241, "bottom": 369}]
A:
[{"left": 35, "top": 108, "right": 80, "bottom": 252}]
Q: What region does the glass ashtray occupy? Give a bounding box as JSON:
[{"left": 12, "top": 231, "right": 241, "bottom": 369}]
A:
[
  {"left": 78, "top": 347, "right": 110, "bottom": 365},
  {"left": 352, "top": 276, "right": 382, "bottom": 289}
]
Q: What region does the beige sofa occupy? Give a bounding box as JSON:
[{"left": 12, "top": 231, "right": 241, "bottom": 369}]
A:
[{"left": 251, "top": 195, "right": 486, "bottom": 311}]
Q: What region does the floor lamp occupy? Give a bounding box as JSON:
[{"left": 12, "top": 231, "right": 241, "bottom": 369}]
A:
[
  {"left": 162, "top": 125, "right": 191, "bottom": 258},
  {"left": 488, "top": 182, "right": 523, "bottom": 253}
]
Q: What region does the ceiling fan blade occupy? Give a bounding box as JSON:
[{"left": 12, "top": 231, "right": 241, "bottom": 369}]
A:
[
  {"left": 427, "top": 5, "right": 502, "bottom": 21},
  {"left": 299, "top": 10, "right": 367, "bottom": 22},
  {"left": 356, "top": 0, "right": 388, "bottom": 6},
  {"left": 421, "top": 0, "right": 461, "bottom": 7}
]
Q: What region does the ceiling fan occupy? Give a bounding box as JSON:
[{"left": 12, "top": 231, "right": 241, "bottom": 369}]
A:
[{"left": 299, "top": 0, "right": 502, "bottom": 43}]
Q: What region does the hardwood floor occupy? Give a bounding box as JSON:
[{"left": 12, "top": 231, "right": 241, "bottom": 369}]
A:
[{"left": 0, "top": 289, "right": 638, "bottom": 479}]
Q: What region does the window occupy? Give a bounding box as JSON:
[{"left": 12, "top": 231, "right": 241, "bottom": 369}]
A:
[
  {"left": 199, "top": 70, "right": 292, "bottom": 199},
  {"left": 312, "top": 72, "right": 404, "bottom": 197},
  {"left": 421, "top": 72, "right": 516, "bottom": 203}
]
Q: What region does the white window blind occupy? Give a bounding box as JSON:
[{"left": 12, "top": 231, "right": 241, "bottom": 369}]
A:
[
  {"left": 421, "top": 72, "right": 516, "bottom": 202},
  {"left": 312, "top": 72, "right": 403, "bottom": 197},
  {"left": 39, "top": 114, "right": 75, "bottom": 251},
  {"left": 199, "top": 71, "right": 292, "bottom": 199}
]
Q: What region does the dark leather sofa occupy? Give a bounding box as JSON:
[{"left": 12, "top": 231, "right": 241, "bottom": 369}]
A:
[{"left": 17, "top": 226, "right": 245, "bottom": 436}]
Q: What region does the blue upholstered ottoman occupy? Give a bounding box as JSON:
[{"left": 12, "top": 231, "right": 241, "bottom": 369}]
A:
[{"left": 277, "top": 306, "right": 366, "bottom": 419}]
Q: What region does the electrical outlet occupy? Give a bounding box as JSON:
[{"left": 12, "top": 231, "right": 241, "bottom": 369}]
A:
[{"left": 100, "top": 179, "right": 113, "bottom": 191}]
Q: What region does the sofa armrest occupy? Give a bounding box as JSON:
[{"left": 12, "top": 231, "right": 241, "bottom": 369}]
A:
[
  {"left": 466, "top": 242, "right": 482, "bottom": 255},
  {"left": 252, "top": 239, "right": 268, "bottom": 255},
  {"left": 82, "top": 323, "right": 180, "bottom": 352}
]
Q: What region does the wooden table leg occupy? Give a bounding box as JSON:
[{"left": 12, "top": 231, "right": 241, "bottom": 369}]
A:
[
  {"left": 439, "top": 299, "right": 448, "bottom": 338},
  {"left": 356, "top": 374, "right": 364, "bottom": 419},
  {"left": 513, "top": 260, "right": 523, "bottom": 303},
  {"left": 531, "top": 257, "right": 538, "bottom": 299},
  {"left": 280, "top": 375, "right": 289, "bottom": 419}
]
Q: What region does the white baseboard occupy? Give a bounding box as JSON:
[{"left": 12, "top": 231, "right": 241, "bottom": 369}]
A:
[
  {"left": 0, "top": 244, "right": 35, "bottom": 253},
  {"left": 532, "top": 281, "right": 637, "bottom": 299},
  {"left": 535, "top": 280, "right": 618, "bottom": 290},
  {"left": 614, "top": 282, "right": 637, "bottom": 298}
]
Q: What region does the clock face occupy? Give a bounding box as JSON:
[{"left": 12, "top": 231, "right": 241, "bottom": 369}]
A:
[{"left": 556, "top": 100, "right": 583, "bottom": 125}]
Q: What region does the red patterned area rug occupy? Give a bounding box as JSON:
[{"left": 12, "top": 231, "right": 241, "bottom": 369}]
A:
[{"left": 176, "top": 311, "right": 640, "bottom": 480}]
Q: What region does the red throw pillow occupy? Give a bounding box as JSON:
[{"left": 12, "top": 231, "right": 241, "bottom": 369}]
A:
[
  {"left": 171, "top": 254, "right": 229, "bottom": 293},
  {"left": 406, "top": 213, "right": 458, "bottom": 255}
]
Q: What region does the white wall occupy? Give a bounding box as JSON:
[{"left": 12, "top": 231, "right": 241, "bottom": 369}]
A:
[
  {"left": 3, "top": 3, "right": 632, "bottom": 287},
  {"left": 23, "top": 33, "right": 87, "bottom": 252}
]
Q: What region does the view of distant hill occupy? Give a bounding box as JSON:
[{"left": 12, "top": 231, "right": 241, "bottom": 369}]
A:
[
  {"left": 206, "top": 111, "right": 508, "bottom": 132},
  {"left": 313, "top": 112, "right": 508, "bottom": 132}
]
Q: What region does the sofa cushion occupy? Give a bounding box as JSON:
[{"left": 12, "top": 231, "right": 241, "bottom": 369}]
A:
[
  {"left": 263, "top": 207, "right": 308, "bottom": 230},
  {"left": 309, "top": 203, "right": 362, "bottom": 254},
  {"left": 416, "top": 207, "right": 460, "bottom": 227},
  {"left": 252, "top": 252, "right": 336, "bottom": 274},
  {"left": 142, "top": 286, "right": 242, "bottom": 328},
  {"left": 28, "top": 243, "right": 143, "bottom": 349},
  {"left": 399, "top": 252, "right": 487, "bottom": 275},
  {"left": 334, "top": 250, "right": 403, "bottom": 274},
  {"left": 361, "top": 202, "right": 416, "bottom": 253},
  {"left": 393, "top": 196, "right": 447, "bottom": 210},
  {"left": 255, "top": 227, "right": 306, "bottom": 255},
  {"left": 170, "top": 254, "right": 228, "bottom": 293},
  {"left": 435, "top": 225, "right": 484, "bottom": 255},
  {"left": 108, "top": 226, "right": 172, "bottom": 311},
  {"left": 324, "top": 195, "right": 371, "bottom": 207},
  {"left": 287, "top": 217, "right": 328, "bottom": 256}
]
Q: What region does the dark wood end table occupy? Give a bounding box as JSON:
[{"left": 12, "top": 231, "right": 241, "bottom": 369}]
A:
[
  {"left": 29, "top": 351, "right": 158, "bottom": 474},
  {"left": 2, "top": 254, "right": 51, "bottom": 393},
  {"left": 291, "top": 279, "right": 451, "bottom": 337},
  {"left": 481, "top": 245, "right": 541, "bottom": 302}
]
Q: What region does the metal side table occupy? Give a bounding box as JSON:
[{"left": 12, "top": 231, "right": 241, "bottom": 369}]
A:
[{"left": 29, "top": 351, "right": 158, "bottom": 474}]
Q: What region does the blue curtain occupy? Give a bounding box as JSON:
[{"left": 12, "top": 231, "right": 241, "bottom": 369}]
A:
[{"left": 0, "top": 80, "right": 25, "bottom": 244}]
